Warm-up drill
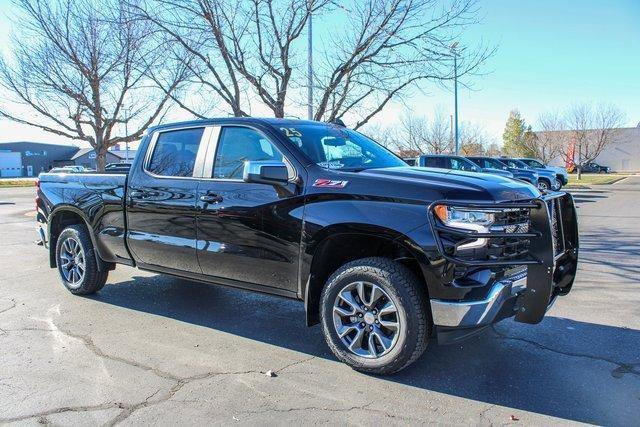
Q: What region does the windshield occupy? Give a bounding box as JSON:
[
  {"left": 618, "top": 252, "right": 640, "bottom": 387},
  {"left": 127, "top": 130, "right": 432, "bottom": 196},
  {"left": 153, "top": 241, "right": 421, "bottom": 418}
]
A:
[
  {"left": 451, "top": 157, "right": 478, "bottom": 171},
  {"left": 475, "top": 157, "right": 508, "bottom": 170},
  {"left": 522, "top": 159, "right": 544, "bottom": 168},
  {"left": 278, "top": 124, "right": 406, "bottom": 171},
  {"left": 506, "top": 159, "right": 530, "bottom": 169}
]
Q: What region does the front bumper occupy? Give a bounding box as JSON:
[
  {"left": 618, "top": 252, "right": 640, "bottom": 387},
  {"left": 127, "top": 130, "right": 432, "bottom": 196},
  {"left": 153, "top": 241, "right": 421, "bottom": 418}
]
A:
[
  {"left": 427, "top": 193, "right": 579, "bottom": 334},
  {"left": 430, "top": 269, "right": 527, "bottom": 328}
]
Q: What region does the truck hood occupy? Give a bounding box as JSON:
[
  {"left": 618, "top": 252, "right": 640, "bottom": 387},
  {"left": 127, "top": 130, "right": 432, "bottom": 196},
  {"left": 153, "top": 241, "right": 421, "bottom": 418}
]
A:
[
  {"left": 533, "top": 168, "right": 557, "bottom": 180},
  {"left": 482, "top": 167, "right": 514, "bottom": 178},
  {"left": 508, "top": 167, "right": 538, "bottom": 178},
  {"left": 546, "top": 165, "right": 569, "bottom": 178},
  {"left": 349, "top": 166, "right": 540, "bottom": 202}
]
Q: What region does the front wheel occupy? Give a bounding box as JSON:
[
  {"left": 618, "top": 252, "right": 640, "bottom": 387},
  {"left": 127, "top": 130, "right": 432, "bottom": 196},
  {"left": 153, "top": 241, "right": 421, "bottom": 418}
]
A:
[
  {"left": 55, "top": 225, "right": 108, "bottom": 295},
  {"left": 538, "top": 179, "right": 550, "bottom": 191},
  {"left": 320, "top": 257, "right": 431, "bottom": 375}
]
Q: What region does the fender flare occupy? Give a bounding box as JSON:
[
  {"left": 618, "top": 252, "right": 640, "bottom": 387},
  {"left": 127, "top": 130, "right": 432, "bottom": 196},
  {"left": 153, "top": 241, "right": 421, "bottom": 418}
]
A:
[
  {"left": 301, "top": 223, "right": 431, "bottom": 326},
  {"left": 47, "top": 205, "right": 106, "bottom": 271}
]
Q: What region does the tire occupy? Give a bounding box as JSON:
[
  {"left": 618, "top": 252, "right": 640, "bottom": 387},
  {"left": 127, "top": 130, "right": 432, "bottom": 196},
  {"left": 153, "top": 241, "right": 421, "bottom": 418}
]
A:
[
  {"left": 553, "top": 178, "right": 562, "bottom": 190},
  {"left": 320, "top": 257, "right": 431, "bottom": 375},
  {"left": 538, "top": 179, "right": 550, "bottom": 191},
  {"left": 55, "top": 224, "right": 108, "bottom": 295}
]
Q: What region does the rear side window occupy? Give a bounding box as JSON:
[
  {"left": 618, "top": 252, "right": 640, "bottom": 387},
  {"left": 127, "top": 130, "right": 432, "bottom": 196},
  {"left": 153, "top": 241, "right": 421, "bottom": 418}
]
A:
[
  {"left": 213, "top": 127, "right": 284, "bottom": 179},
  {"left": 147, "top": 128, "right": 205, "bottom": 177},
  {"left": 422, "top": 157, "right": 443, "bottom": 168}
]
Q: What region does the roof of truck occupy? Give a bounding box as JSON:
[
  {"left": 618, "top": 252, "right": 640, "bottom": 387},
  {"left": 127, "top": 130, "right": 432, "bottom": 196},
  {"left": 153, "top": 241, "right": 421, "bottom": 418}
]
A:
[{"left": 147, "top": 117, "right": 332, "bottom": 134}]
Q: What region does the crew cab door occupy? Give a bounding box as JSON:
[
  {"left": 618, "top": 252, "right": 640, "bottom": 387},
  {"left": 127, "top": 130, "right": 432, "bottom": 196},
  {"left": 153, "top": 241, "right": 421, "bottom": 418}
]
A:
[
  {"left": 195, "top": 125, "right": 303, "bottom": 293},
  {"left": 126, "top": 126, "right": 210, "bottom": 273}
]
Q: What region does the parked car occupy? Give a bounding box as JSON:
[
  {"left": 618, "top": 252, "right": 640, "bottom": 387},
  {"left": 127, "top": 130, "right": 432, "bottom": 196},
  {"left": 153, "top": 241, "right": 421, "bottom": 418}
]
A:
[
  {"left": 104, "top": 163, "right": 132, "bottom": 173},
  {"left": 517, "top": 158, "right": 568, "bottom": 187},
  {"left": 48, "top": 166, "right": 80, "bottom": 174},
  {"left": 36, "top": 118, "right": 578, "bottom": 374},
  {"left": 500, "top": 158, "right": 559, "bottom": 191},
  {"left": 463, "top": 156, "right": 516, "bottom": 179},
  {"left": 417, "top": 154, "right": 481, "bottom": 172},
  {"left": 577, "top": 162, "right": 611, "bottom": 174},
  {"left": 402, "top": 157, "right": 417, "bottom": 166},
  {"left": 466, "top": 156, "right": 539, "bottom": 187}
]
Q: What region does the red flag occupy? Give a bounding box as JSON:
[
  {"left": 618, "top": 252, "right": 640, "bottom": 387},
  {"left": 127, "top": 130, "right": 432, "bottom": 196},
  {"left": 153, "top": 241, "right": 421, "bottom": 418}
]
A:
[{"left": 565, "top": 137, "right": 576, "bottom": 171}]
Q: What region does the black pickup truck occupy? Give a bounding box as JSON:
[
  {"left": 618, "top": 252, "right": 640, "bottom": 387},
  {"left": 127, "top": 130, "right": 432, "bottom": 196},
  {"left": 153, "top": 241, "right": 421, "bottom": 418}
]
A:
[{"left": 36, "top": 118, "right": 579, "bottom": 374}]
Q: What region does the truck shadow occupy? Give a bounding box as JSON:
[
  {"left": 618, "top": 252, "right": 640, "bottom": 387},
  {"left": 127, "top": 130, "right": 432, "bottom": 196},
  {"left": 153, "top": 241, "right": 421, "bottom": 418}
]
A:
[{"left": 89, "top": 276, "right": 640, "bottom": 425}]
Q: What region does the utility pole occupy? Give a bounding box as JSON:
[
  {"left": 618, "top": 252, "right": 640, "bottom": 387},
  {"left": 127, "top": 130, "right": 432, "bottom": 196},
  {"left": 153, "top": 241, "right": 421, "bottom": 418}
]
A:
[
  {"left": 450, "top": 114, "right": 454, "bottom": 149},
  {"left": 307, "top": 4, "right": 313, "bottom": 121},
  {"left": 451, "top": 43, "right": 459, "bottom": 155}
]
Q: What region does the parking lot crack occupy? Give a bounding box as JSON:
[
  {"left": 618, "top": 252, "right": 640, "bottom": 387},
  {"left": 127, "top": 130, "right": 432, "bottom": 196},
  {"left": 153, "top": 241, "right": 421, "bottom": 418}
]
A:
[
  {"left": 274, "top": 355, "right": 317, "bottom": 374},
  {"left": 492, "top": 326, "right": 640, "bottom": 378},
  {"left": 0, "top": 402, "right": 121, "bottom": 423},
  {"left": 54, "top": 325, "right": 181, "bottom": 382},
  {"left": 0, "top": 297, "right": 16, "bottom": 315}
]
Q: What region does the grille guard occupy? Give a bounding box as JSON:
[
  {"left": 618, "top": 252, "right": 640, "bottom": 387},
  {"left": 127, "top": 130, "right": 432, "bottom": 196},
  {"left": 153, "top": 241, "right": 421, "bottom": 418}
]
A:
[{"left": 427, "top": 192, "right": 579, "bottom": 324}]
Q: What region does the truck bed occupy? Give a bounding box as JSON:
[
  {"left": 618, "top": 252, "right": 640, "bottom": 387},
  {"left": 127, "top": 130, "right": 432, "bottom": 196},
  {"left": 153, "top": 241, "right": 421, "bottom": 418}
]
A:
[{"left": 37, "top": 172, "right": 132, "bottom": 265}]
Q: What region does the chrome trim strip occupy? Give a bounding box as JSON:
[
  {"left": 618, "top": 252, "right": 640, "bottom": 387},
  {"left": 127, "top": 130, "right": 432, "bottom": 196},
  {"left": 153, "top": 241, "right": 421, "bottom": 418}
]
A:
[{"left": 430, "top": 275, "right": 528, "bottom": 328}]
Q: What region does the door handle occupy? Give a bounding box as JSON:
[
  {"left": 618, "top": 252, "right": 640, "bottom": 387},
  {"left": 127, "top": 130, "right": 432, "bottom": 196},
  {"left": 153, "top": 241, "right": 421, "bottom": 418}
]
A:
[
  {"left": 200, "top": 194, "right": 223, "bottom": 204},
  {"left": 130, "top": 190, "right": 147, "bottom": 198},
  {"left": 130, "top": 190, "right": 159, "bottom": 199}
]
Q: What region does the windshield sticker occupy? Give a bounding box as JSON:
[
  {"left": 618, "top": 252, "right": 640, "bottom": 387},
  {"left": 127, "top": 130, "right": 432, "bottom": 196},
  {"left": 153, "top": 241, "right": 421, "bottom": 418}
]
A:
[
  {"left": 313, "top": 179, "right": 348, "bottom": 189},
  {"left": 280, "top": 127, "right": 302, "bottom": 138},
  {"left": 317, "top": 161, "right": 343, "bottom": 169}
]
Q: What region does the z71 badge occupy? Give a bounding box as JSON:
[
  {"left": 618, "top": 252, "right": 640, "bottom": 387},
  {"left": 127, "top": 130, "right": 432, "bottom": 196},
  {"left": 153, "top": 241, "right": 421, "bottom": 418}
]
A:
[{"left": 313, "top": 179, "right": 349, "bottom": 188}]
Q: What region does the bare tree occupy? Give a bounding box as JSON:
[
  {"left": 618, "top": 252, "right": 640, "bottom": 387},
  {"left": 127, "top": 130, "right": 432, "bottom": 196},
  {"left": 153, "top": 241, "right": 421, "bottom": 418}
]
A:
[
  {"left": 131, "top": 0, "right": 331, "bottom": 118},
  {"left": 458, "top": 121, "right": 488, "bottom": 155},
  {"left": 398, "top": 108, "right": 452, "bottom": 155},
  {"left": 563, "top": 103, "right": 625, "bottom": 179},
  {"left": 525, "top": 111, "right": 566, "bottom": 163},
  {"left": 359, "top": 123, "right": 402, "bottom": 150},
  {"left": 132, "top": 0, "right": 490, "bottom": 124},
  {"left": 314, "top": 0, "right": 493, "bottom": 128},
  {"left": 0, "top": 0, "right": 187, "bottom": 171}
]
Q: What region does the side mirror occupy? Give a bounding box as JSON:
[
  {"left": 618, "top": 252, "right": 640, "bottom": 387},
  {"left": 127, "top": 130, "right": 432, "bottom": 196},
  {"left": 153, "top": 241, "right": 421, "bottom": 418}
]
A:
[{"left": 243, "top": 161, "right": 289, "bottom": 186}]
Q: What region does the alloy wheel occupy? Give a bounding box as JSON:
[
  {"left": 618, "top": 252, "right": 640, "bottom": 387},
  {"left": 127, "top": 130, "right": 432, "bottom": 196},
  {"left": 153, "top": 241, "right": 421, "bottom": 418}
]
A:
[
  {"left": 59, "top": 237, "right": 85, "bottom": 287},
  {"left": 332, "top": 281, "right": 401, "bottom": 358}
]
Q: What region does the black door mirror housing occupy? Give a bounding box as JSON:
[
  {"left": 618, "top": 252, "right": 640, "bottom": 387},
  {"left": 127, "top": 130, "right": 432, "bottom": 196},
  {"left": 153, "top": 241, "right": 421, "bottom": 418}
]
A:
[{"left": 243, "top": 161, "right": 289, "bottom": 185}]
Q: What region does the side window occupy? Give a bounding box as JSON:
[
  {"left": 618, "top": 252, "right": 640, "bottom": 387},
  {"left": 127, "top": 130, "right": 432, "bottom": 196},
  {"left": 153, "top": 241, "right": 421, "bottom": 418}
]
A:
[
  {"left": 147, "top": 128, "right": 204, "bottom": 177},
  {"left": 213, "top": 127, "right": 285, "bottom": 179},
  {"left": 450, "top": 158, "right": 463, "bottom": 170}
]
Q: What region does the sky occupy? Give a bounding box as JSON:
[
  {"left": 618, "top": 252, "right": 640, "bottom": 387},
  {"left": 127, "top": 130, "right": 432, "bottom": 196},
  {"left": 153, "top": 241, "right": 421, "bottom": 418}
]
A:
[{"left": 0, "top": 0, "right": 638, "bottom": 147}]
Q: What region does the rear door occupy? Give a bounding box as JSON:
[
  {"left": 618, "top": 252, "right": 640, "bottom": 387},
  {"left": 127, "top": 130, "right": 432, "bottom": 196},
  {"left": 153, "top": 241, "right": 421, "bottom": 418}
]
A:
[
  {"left": 195, "top": 124, "right": 302, "bottom": 293},
  {"left": 126, "top": 126, "right": 211, "bottom": 273}
]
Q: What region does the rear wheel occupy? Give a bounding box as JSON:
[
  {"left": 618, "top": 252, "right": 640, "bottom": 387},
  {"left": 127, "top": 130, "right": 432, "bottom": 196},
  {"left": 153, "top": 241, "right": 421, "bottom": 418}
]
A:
[
  {"left": 55, "top": 225, "right": 108, "bottom": 295},
  {"left": 320, "top": 257, "right": 431, "bottom": 374}
]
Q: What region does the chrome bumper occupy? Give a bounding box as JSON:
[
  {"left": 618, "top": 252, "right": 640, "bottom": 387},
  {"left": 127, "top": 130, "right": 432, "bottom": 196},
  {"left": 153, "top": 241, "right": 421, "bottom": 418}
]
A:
[{"left": 430, "top": 272, "right": 527, "bottom": 328}]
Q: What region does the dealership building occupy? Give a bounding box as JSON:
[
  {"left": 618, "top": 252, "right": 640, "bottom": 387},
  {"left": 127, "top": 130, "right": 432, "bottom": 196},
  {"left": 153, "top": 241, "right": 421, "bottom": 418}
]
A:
[
  {"left": 537, "top": 125, "right": 640, "bottom": 172},
  {"left": 0, "top": 141, "right": 127, "bottom": 177}
]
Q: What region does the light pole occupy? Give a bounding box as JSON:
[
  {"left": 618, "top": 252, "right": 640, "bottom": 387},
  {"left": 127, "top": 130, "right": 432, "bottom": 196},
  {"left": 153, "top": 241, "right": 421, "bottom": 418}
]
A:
[
  {"left": 307, "top": 3, "right": 313, "bottom": 120},
  {"left": 450, "top": 42, "right": 459, "bottom": 155}
]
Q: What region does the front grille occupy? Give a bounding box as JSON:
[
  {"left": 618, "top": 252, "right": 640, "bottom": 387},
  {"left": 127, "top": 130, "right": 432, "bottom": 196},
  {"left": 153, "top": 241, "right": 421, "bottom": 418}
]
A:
[
  {"left": 428, "top": 197, "right": 570, "bottom": 268},
  {"left": 487, "top": 209, "right": 531, "bottom": 262}
]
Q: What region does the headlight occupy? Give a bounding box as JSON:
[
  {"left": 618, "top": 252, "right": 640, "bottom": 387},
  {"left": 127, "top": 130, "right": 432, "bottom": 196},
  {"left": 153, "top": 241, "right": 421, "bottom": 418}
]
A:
[
  {"left": 433, "top": 205, "right": 496, "bottom": 250},
  {"left": 434, "top": 205, "right": 495, "bottom": 227}
]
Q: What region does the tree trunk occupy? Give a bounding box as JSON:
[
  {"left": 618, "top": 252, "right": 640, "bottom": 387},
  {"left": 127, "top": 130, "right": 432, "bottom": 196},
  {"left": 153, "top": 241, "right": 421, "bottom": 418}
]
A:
[
  {"left": 577, "top": 165, "right": 582, "bottom": 180},
  {"left": 95, "top": 147, "right": 107, "bottom": 172}
]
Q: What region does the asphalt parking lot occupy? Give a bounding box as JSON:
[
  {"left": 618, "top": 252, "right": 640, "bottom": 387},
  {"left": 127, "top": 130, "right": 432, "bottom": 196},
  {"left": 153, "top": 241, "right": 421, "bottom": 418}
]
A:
[{"left": 1, "top": 179, "right": 639, "bottom": 426}]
